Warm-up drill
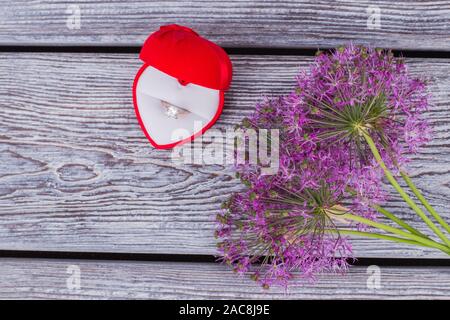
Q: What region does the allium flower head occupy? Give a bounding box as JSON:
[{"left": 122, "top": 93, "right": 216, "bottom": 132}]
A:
[
  {"left": 293, "top": 44, "right": 430, "bottom": 168},
  {"left": 216, "top": 175, "right": 354, "bottom": 288}
]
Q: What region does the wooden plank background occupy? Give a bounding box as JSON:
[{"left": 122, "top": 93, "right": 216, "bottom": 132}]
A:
[
  {"left": 0, "top": 1, "right": 449, "bottom": 299},
  {"left": 1, "top": 258, "right": 449, "bottom": 299},
  {"left": 0, "top": 52, "right": 449, "bottom": 258},
  {"left": 0, "top": 1, "right": 449, "bottom": 50}
]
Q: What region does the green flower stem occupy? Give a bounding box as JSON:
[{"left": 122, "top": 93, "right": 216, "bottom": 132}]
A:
[
  {"left": 400, "top": 171, "right": 450, "bottom": 234},
  {"left": 345, "top": 187, "right": 427, "bottom": 238},
  {"left": 340, "top": 212, "right": 450, "bottom": 255},
  {"left": 372, "top": 204, "right": 429, "bottom": 239},
  {"left": 362, "top": 131, "right": 450, "bottom": 248},
  {"left": 325, "top": 229, "right": 436, "bottom": 250}
]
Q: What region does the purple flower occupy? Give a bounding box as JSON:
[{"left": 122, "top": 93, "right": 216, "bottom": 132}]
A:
[
  {"left": 293, "top": 45, "right": 430, "bottom": 168},
  {"left": 216, "top": 44, "right": 432, "bottom": 288}
]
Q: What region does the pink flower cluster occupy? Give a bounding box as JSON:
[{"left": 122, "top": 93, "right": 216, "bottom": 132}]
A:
[{"left": 216, "top": 44, "right": 431, "bottom": 288}]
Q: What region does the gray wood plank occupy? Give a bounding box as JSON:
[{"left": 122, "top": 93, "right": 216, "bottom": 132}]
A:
[
  {"left": 0, "top": 258, "right": 448, "bottom": 299},
  {"left": 0, "top": 52, "right": 450, "bottom": 258},
  {"left": 0, "top": 1, "right": 449, "bottom": 50}
]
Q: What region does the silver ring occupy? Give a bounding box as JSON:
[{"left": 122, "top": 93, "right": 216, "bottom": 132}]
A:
[{"left": 161, "top": 100, "right": 188, "bottom": 119}]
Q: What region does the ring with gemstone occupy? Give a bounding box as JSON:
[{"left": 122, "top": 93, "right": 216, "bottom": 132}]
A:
[{"left": 161, "top": 100, "right": 189, "bottom": 119}]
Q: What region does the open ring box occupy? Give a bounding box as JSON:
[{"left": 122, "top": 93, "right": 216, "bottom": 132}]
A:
[{"left": 133, "top": 25, "right": 233, "bottom": 149}]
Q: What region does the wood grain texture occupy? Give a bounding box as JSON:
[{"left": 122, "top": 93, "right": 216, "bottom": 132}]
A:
[
  {"left": 0, "top": 52, "right": 450, "bottom": 258},
  {"left": 0, "top": 258, "right": 449, "bottom": 299},
  {"left": 0, "top": 1, "right": 449, "bottom": 50}
]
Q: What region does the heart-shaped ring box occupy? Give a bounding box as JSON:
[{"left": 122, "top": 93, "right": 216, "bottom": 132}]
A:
[{"left": 133, "top": 24, "right": 233, "bottom": 149}]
